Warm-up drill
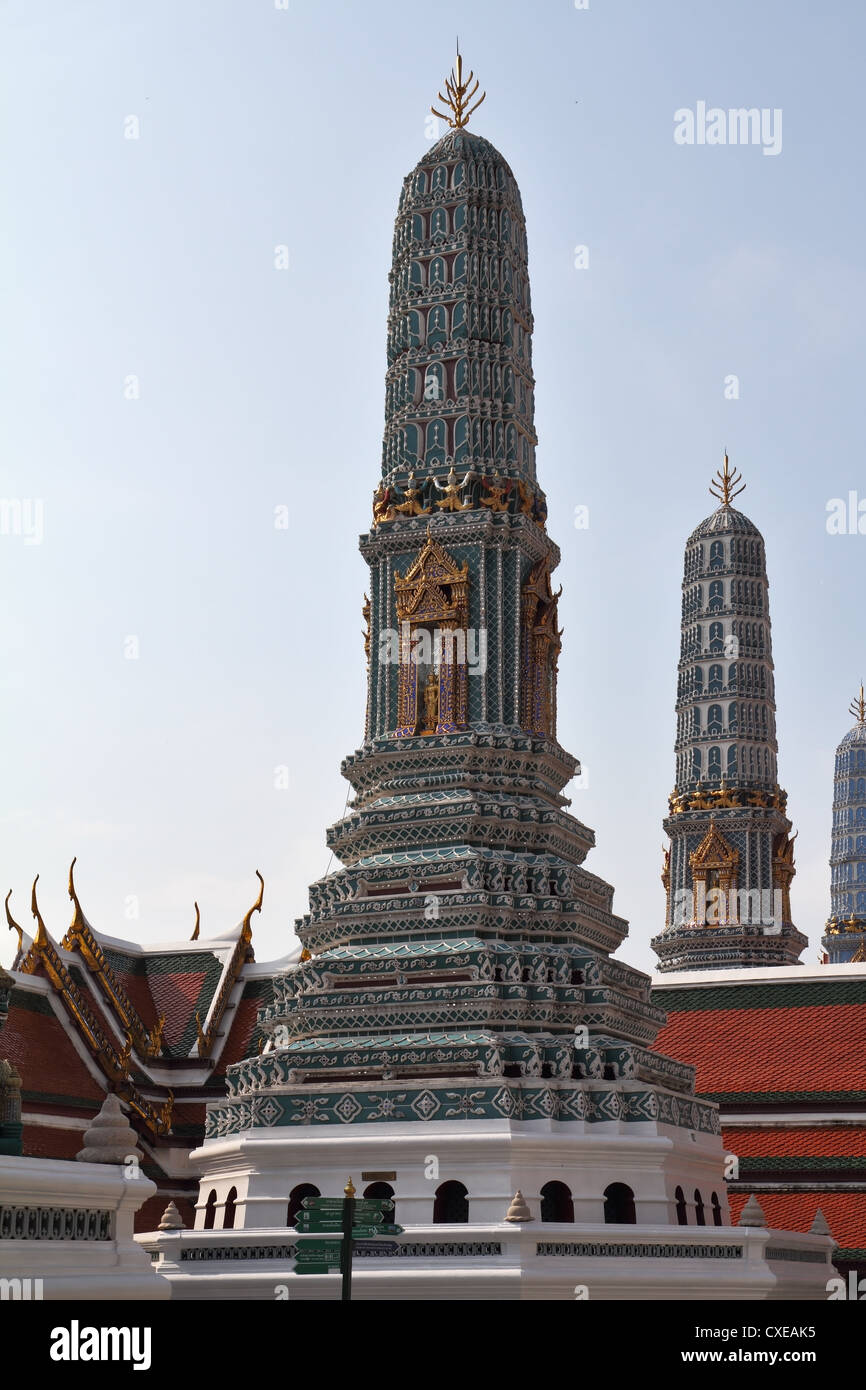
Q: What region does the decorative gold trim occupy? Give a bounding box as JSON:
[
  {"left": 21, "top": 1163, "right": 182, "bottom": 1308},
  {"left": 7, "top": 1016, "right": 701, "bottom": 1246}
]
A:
[
  {"left": 195, "top": 872, "right": 260, "bottom": 1058},
  {"left": 30, "top": 876, "right": 48, "bottom": 948},
  {"left": 394, "top": 532, "right": 470, "bottom": 735},
  {"left": 431, "top": 46, "right": 486, "bottom": 131},
  {"left": 689, "top": 820, "right": 739, "bottom": 926},
  {"left": 772, "top": 830, "right": 797, "bottom": 924},
  {"left": 709, "top": 450, "right": 745, "bottom": 506},
  {"left": 62, "top": 858, "right": 165, "bottom": 1059},
  {"left": 520, "top": 556, "right": 562, "bottom": 737},
  {"left": 191, "top": 902, "right": 200, "bottom": 941},
  {"left": 5, "top": 890, "right": 23, "bottom": 957},
  {"left": 17, "top": 910, "right": 172, "bottom": 1134}
]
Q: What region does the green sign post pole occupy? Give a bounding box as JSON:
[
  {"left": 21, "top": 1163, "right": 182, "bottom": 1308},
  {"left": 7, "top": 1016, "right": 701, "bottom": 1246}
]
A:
[
  {"left": 294, "top": 1186, "right": 402, "bottom": 1292},
  {"left": 340, "top": 1178, "right": 355, "bottom": 1303}
]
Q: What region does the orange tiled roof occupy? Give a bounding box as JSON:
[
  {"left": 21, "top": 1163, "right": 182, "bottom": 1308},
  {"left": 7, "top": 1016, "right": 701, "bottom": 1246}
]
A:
[
  {"left": 724, "top": 1126, "right": 866, "bottom": 1157},
  {"left": 655, "top": 1001, "right": 866, "bottom": 1099},
  {"left": 730, "top": 1190, "right": 866, "bottom": 1254}
]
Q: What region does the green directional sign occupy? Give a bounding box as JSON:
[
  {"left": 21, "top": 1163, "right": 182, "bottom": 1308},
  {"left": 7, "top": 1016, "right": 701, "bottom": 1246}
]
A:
[
  {"left": 295, "top": 1240, "right": 342, "bottom": 1263},
  {"left": 353, "top": 1240, "right": 400, "bottom": 1255},
  {"left": 295, "top": 1217, "right": 350, "bottom": 1233},
  {"left": 295, "top": 1263, "right": 339, "bottom": 1276},
  {"left": 350, "top": 1223, "right": 404, "bottom": 1238},
  {"left": 295, "top": 1211, "right": 384, "bottom": 1231},
  {"left": 302, "top": 1197, "right": 393, "bottom": 1215}
]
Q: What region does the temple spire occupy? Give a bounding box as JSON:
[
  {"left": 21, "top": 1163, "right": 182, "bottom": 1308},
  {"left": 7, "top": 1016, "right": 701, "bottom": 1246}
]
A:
[
  {"left": 709, "top": 450, "right": 746, "bottom": 507},
  {"left": 849, "top": 683, "right": 866, "bottom": 724},
  {"left": 431, "top": 44, "right": 486, "bottom": 130}
]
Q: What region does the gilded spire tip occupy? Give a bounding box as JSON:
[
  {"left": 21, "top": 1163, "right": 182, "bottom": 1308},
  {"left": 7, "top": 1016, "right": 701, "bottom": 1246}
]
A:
[
  {"left": 709, "top": 449, "right": 745, "bottom": 506},
  {"left": 849, "top": 682, "right": 866, "bottom": 724},
  {"left": 431, "top": 46, "right": 486, "bottom": 130}
]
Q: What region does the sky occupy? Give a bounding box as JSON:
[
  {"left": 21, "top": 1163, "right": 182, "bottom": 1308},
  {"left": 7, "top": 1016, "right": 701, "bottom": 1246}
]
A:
[{"left": 1, "top": 0, "right": 864, "bottom": 975}]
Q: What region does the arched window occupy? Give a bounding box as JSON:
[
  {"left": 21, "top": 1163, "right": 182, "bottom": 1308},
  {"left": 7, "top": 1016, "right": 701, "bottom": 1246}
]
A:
[
  {"left": 363, "top": 1182, "right": 394, "bottom": 1202},
  {"left": 727, "top": 745, "right": 738, "bottom": 779},
  {"left": 708, "top": 664, "right": 723, "bottom": 694},
  {"left": 287, "top": 1183, "right": 320, "bottom": 1229},
  {"left": 423, "top": 362, "right": 443, "bottom": 402},
  {"left": 426, "top": 305, "right": 447, "bottom": 345},
  {"left": 430, "top": 208, "right": 448, "bottom": 237},
  {"left": 434, "top": 1181, "right": 469, "bottom": 1224},
  {"left": 693, "top": 666, "right": 704, "bottom": 695},
  {"left": 203, "top": 1189, "right": 217, "bottom": 1230},
  {"left": 691, "top": 748, "right": 702, "bottom": 780},
  {"left": 709, "top": 540, "right": 725, "bottom": 571},
  {"left": 603, "top": 1183, "right": 636, "bottom": 1225},
  {"left": 707, "top": 704, "right": 723, "bottom": 735},
  {"left": 540, "top": 1181, "right": 574, "bottom": 1223},
  {"left": 708, "top": 581, "right": 724, "bottom": 613},
  {"left": 674, "top": 1186, "right": 688, "bottom": 1225},
  {"left": 709, "top": 622, "right": 724, "bottom": 654},
  {"left": 728, "top": 702, "right": 738, "bottom": 734},
  {"left": 694, "top": 1189, "right": 706, "bottom": 1226},
  {"left": 711, "top": 1192, "right": 723, "bottom": 1227},
  {"left": 223, "top": 1187, "right": 237, "bottom": 1230}
]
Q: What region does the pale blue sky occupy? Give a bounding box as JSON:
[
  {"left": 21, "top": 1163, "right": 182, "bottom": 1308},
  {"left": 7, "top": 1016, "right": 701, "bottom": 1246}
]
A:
[{"left": 2, "top": 0, "right": 864, "bottom": 974}]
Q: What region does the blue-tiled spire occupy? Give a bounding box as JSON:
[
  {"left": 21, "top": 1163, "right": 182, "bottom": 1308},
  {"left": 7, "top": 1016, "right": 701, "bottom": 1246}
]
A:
[{"left": 823, "top": 688, "right": 866, "bottom": 962}]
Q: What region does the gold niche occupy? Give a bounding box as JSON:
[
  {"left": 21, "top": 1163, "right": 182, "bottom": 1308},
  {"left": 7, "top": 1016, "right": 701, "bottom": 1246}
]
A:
[
  {"left": 772, "top": 831, "right": 797, "bottom": 926},
  {"left": 689, "top": 821, "right": 739, "bottom": 927},
  {"left": 519, "top": 557, "right": 562, "bottom": 738},
  {"left": 393, "top": 531, "right": 469, "bottom": 736}
]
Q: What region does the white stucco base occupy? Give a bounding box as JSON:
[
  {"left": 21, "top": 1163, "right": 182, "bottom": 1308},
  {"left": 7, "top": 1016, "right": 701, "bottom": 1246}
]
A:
[
  {"left": 0, "top": 1153, "right": 171, "bottom": 1300},
  {"left": 135, "top": 1119, "right": 836, "bottom": 1300}
]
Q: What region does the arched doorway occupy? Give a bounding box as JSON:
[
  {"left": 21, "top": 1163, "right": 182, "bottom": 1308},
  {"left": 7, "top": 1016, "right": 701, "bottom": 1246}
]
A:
[
  {"left": 433, "top": 1181, "right": 468, "bottom": 1224},
  {"left": 540, "top": 1181, "right": 574, "bottom": 1223},
  {"left": 603, "top": 1183, "right": 636, "bottom": 1225}
]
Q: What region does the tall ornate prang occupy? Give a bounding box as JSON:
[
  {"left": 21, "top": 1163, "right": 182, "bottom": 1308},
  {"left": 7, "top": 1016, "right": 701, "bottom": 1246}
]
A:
[
  {"left": 822, "top": 686, "right": 866, "bottom": 962},
  {"left": 136, "top": 57, "right": 838, "bottom": 1305},
  {"left": 652, "top": 457, "right": 807, "bottom": 971},
  {"left": 192, "top": 60, "right": 735, "bottom": 1248}
]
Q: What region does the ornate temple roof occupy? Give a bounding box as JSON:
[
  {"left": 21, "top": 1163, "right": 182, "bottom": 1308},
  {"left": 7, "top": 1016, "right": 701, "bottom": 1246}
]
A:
[{"left": 653, "top": 964, "right": 866, "bottom": 1263}]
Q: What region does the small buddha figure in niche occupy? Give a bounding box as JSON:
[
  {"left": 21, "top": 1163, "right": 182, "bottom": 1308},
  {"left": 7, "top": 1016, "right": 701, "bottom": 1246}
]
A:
[{"left": 422, "top": 667, "right": 439, "bottom": 733}]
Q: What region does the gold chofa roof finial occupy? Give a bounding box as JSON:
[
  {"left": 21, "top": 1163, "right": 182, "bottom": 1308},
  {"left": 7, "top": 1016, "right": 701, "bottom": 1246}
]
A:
[
  {"left": 709, "top": 449, "right": 746, "bottom": 507},
  {"left": 849, "top": 683, "right": 866, "bottom": 724},
  {"left": 431, "top": 43, "right": 486, "bottom": 130}
]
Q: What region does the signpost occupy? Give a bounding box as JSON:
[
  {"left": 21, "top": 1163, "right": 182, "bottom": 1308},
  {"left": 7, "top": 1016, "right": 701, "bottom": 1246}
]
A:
[{"left": 292, "top": 1179, "right": 404, "bottom": 1299}]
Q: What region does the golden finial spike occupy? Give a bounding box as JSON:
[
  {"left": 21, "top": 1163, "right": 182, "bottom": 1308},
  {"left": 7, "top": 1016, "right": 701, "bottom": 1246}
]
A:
[
  {"left": 431, "top": 45, "right": 486, "bottom": 130},
  {"left": 68, "top": 856, "right": 85, "bottom": 932},
  {"left": 241, "top": 871, "right": 264, "bottom": 942},
  {"left": 5, "top": 889, "right": 23, "bottom": 953},
  {"left": 345, "top": 1177, "right": 356, "bottom": 1199},
  {"left": 709, "top": 449, "right": 746, "bottom": 506},
  {"left": 849, "top": 682, "right": 866, "bottom": 724},
  {"left": 191, "top": 901, "right": 200, "bottom": 941},
  {"left": 30, "top": 875, "right": 48, "bottom": 948}
]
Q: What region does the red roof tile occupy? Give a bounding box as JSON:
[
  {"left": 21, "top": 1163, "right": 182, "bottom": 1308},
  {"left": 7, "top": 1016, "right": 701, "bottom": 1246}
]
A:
[
  {"left": 730, "top": 1190, "right": 866, "bottom": 1253},
  {"left": 20, "top": 1123, "right": 86, "bottom": 1161},
  {"left": 5, "top": 993, "right": 104, "bottom": 1105},
  {"left": 655, "top": 1003, "right": 866, "bottom": 1097},
  {"left": 724, "top": 1126, "right": 866, "bottom": 1158}
]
